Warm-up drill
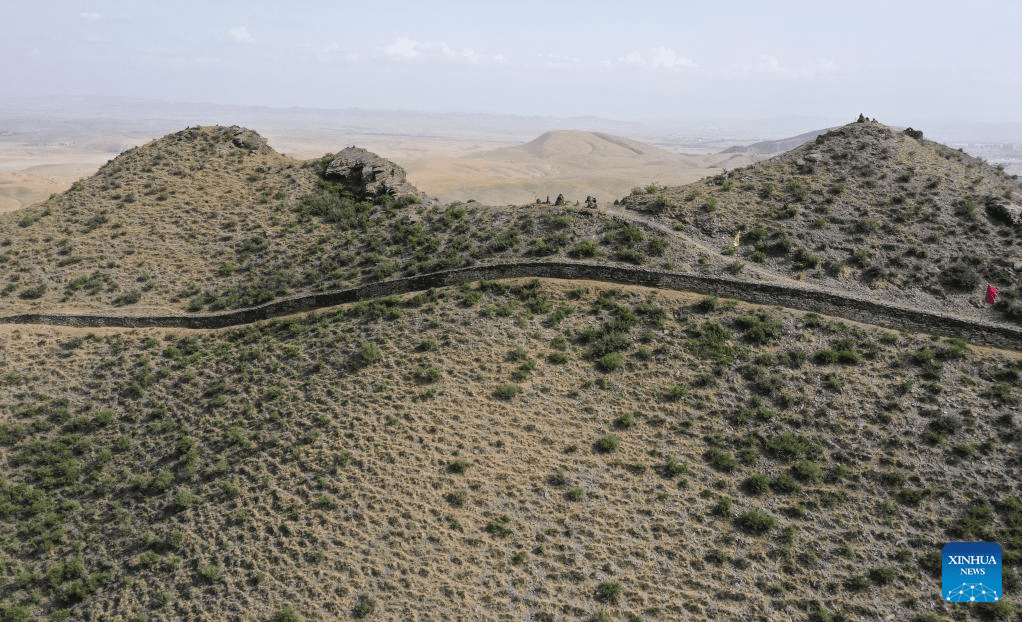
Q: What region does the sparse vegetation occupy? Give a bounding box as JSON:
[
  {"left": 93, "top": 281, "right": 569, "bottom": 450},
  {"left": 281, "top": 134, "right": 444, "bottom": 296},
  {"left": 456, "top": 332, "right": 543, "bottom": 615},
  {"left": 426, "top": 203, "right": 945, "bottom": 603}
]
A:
[{"left": 0, "top": 118, "right": 1019, "bottom": 621}]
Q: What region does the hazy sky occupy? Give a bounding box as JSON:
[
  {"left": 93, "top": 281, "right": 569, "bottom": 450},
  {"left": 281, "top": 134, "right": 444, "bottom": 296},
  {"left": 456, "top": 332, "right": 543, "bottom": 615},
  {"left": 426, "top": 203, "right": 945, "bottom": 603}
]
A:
[{"left": 3, "top": 0, "right": 1020, "bottom": 125}]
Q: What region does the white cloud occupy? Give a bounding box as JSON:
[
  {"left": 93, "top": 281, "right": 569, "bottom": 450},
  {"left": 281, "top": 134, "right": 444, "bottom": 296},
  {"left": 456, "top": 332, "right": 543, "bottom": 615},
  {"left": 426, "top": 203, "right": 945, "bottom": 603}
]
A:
[
  {"left": 79, "top": 12, "right": 102, "bottom": 20},
  {"left": 227, "top": 26, "right": 254, "bottom": 44},
  {"left": 759, "top": 54, "right": 781, "bottom": 72},
  {"left": 650, "top": 46, "right": 695, "bottom": 69},
  {"left": 384, "top": 37, "right": 421, "bottom": 57},
  {"left": 382, "top": 38, "right": 504, "bottom": 64},
  {"left": 618, "top": 51, "right": 646, "bottom": 66}
]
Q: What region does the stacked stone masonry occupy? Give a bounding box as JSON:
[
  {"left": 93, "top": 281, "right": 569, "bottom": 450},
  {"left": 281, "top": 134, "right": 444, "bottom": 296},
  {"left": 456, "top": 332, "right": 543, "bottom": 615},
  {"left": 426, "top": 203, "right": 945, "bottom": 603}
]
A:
[{"left": 2, "top": 262, "right": 1020, "bottom": 351}]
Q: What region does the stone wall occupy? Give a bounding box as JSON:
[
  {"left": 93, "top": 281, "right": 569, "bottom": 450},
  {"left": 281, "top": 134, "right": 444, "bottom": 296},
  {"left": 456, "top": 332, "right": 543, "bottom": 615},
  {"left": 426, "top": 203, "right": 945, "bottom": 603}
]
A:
[{"left": 3, "top": 262, "right": 1021, "bottom": 351}]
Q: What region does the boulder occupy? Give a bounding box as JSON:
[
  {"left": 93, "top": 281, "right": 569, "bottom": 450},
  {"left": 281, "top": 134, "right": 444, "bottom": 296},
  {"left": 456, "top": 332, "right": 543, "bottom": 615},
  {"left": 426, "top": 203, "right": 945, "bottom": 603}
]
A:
[
  {"left": 324, "top": 147, "right": 422, "bottom": 198},
  {"left": 230, "top": 126, "right": 271, "bottom": 153},
  {"left": 986, "top": 200, "right": 1022, "bottom": 228}
]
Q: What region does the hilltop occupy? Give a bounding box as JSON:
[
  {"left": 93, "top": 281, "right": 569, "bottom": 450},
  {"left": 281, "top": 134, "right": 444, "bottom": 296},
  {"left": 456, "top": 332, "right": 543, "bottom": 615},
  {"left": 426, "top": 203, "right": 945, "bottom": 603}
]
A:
[
  {"left": 622, "top": 117, "right": 1022, "bottom": 327},
  {"left": 0, "top": 126, "right": 751, "bottom": 315},
  {"left": 403, "top": 130, "right": 760, "bottom": 206}
]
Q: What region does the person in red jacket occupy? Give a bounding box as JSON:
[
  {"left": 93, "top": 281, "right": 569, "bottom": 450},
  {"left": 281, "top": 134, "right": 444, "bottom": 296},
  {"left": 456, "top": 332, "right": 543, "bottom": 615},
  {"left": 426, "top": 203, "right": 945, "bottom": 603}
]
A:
[{"left": 986, "top": 285, "right": 998, "bottom": 305}]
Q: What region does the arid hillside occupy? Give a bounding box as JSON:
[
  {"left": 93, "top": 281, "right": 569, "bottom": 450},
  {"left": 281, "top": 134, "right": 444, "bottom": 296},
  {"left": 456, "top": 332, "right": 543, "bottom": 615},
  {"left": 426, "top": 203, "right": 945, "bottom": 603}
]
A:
[
  {"left": 1, "top": 119, "right": 1022, "bottom": 622},
  {"left": 0, "top": 126, "right": 749, "bottom": 316},
  {"left": 0, "top": 279, "right": 1020, "bottom": 621},
  {"left": 621, "top": 117, "right": 1022, "bottom": 327}
]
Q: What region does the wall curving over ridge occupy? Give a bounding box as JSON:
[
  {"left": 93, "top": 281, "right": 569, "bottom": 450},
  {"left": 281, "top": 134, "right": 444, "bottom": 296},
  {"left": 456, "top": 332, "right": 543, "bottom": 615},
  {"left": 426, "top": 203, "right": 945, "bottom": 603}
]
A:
[{"left": 1, "top": 261, "right": 1020, "bottom": 351}]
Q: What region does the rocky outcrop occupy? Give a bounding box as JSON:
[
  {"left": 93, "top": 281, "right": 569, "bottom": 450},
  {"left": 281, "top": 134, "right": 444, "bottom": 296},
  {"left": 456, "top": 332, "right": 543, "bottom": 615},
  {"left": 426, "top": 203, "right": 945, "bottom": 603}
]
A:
[
  {"left": 324, "top": 147, "right": 422, "bottom": 198},
  {"left": 986, "top": 199, "right": 1022, "bottom": 229},
  {"left": 229, "top": 126, "right": 272, "bottom": 153},
  {"left": 3, "top": 262, "right": 1021, "bottom": 351}
]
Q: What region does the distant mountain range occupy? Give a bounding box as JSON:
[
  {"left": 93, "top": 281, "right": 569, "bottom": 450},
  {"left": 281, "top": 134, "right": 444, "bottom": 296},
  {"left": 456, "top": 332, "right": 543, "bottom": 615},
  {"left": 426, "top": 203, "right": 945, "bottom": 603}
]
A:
[{"left": 720, "top": 127, "right": 835, "bottom": 155}]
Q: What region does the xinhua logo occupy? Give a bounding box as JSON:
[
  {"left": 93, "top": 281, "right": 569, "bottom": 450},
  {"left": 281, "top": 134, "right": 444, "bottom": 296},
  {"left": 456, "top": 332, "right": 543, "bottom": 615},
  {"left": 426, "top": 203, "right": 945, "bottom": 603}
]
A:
[{"left": 942, "top": 542, "right": 1002, "bottom": 602}]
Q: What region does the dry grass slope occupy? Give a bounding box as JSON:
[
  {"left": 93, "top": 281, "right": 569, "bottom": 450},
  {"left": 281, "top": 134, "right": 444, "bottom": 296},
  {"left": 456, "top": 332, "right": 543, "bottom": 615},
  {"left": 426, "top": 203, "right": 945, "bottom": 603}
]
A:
[
  {"left": 3, "top": 120, "right": 1022, "bottom": 622},
  {"left": 0, "top": 126, "right": 739, "bottom": 317},
  {"left": 1, "top": 279, "right": 1020, "bottom": 621},
  {"left": 621, "top": 118, "right": 1022, "bottom": 327}
]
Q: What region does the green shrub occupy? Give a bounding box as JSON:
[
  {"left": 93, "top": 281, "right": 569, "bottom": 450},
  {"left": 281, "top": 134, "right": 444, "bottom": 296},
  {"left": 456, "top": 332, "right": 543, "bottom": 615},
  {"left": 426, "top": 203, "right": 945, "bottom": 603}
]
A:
[
  {"left": 462, "top": 290, "right": 483, "bottom": 306},
  {"left": 688, "top": 321, "right": 736, "bottom": 364},
  {"left": 485, "top": 516, "right": 512, "bottom": 537},
  {"left": 414, "top": 365, "right": 442, "bottom": 383},
  {"left": 615, "top": 412, "right": 638, "bottom": 428},
  {"left": 766, "top": 432, "right": 811, "bottom": 461},
  {"left": 448, "top": 460, "right": 469, "bottom": 474},
  {"left": 792, "top": 247, "right": 821, "bottom": 269},
  {"left": 665, "top": 384, "right": 689, "bottom": 400},
  {"left": 277, "top": 604, "right": 300, "bottom": 622},
  {"left": 897, "top": 487, "right": 931, "bottom": 505},
  {"left": 791, "top": 460, "right": 822, "bottom": 483},
  {"left": 743, "top": 473, "right": 771, "bottom": 494},
  {"left": 200, "top": 565, "right": 222, "bottom": 583},
  {"left": 846, "top": 574, "right": 870, "bottom": 591},
  {"left": 567, "top": 487, "right": 585, "bottom": 501},
  {"left": 352, "top": 597, "right": 375, "bottom": 619},
  {"left": 547, "top": 351, "right": 569, "bottom": 364},
  {"left": 597, "top": 434, "right": 621, "bottom": 453},
  {"left": 870, "top": 567, "right": 897, "bottom": 585},
  {"left": 985, "top": 383, "right": 1016, "bottom": 404},
  {"left": 597, "top": 352, "right": 624, "bottom": 372},
  {"left": 771, "top": 474, "right": 800, "bottom": 493},
  {"left": 494, "top": 384, "right": 519, "bottom": 399},
  {"left": 738, "top": 509, "right": 776, "bottom": 533},
  {"left": 595, "top": 581, "right": 623, "bottom": 603},
  {"left": 19, "top": 284, "right": 47, "bottom": 299},
  {"left": 836, "top": 349, "right": 860, "bottom": 364},
  {"left": 648, "top": 237, "right": 668, "bottom": 256},
  {"left": 662, "top": 456, "right": 687, "bottom": 478},
  {"left": 734, "top": 314, "right": 783, "bottom": 344},
  {"left": 713, "top": 496, "right": 733, "bottom": 517},
  {"left": 706, "top": 448, "right": 739, "bottom": 472},
  {"left": 738, "top": 448, "right": 759, "bottom": 465},
  {"left": 570, "top": 240, "right": 599, "bottom": 258},
  {"left": 358, "top": 342, "right": 381, "bottom": 365},
  {"left": 694, "top": 296, "right": 718, "bottom": 312},
  {"left": 615, "top": 248, "right": 645, "bottom": 264},
  {"left": 815, "top": 349, "right": 838, "bottom": 364}
]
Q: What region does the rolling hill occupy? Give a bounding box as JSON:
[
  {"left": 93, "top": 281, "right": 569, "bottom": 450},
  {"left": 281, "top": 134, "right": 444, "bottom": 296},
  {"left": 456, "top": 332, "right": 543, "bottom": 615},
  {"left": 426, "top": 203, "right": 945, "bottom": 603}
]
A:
[
  {"left": 403, "top": 130, "right": 762, "bottom": 207},
  {"left": 0, "top": 126, "right": 751, "bottom": 316},
  {"left": 720, "top": 127, "right": 834, "bottom": 155},
  {"left": 622, "top": 117, "right": 1022, "bottom": 328},
  {"left": 0, "top": 118, "right": 1020, "bottom": 622}
]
